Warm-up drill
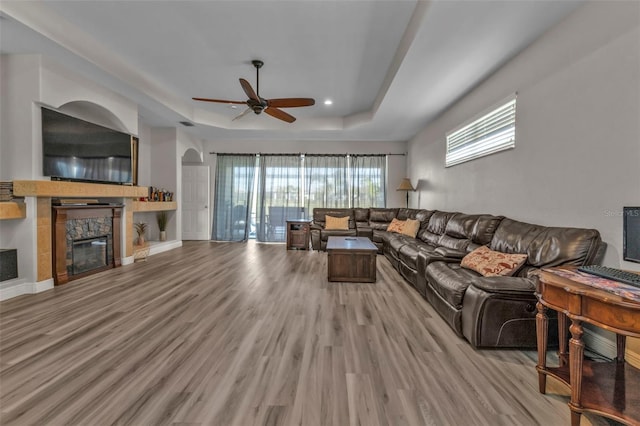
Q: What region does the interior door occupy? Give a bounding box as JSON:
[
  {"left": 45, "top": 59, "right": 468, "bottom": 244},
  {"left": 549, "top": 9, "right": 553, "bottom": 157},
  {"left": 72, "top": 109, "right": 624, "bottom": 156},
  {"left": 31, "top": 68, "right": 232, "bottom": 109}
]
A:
[{"left": 182, "top": 165, "right": 210, "bottom": 240}]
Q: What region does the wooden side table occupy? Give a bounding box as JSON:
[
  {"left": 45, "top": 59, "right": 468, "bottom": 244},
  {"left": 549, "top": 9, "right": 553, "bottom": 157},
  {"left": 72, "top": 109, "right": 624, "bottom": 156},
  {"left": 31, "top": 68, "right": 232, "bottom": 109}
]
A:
[
  {"left": 536, "top": 268, "right": 640, "bottom": 426},
  {"left": 286, "top": 219, "right": 311, "bottom": 250}
]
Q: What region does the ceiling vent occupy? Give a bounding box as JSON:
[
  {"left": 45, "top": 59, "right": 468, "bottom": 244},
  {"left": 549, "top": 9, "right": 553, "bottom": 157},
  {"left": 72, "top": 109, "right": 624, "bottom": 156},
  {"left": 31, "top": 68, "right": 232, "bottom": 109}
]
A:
[{"left": 179, "top": 121, "right": 195, "bottom": 127}]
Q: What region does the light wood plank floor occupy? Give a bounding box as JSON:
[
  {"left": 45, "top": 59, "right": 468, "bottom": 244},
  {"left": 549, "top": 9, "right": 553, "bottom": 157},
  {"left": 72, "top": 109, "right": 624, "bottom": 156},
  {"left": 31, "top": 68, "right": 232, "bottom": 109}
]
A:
[{"left": 1, "top": 241, "right": 612, "bottom": 426}]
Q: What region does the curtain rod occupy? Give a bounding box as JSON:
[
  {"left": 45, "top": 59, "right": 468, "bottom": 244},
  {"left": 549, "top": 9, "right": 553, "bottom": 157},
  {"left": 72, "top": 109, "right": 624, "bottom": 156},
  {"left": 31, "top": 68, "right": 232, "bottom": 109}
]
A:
[{"left": 208, "top": 152, "right": 405, "bottom": 156}]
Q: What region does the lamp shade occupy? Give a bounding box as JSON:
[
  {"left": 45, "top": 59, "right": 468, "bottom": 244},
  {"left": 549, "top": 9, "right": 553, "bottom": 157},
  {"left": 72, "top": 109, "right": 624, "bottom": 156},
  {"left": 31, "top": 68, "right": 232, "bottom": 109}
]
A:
[{"left": 396, "top": 178, "right": 415, "bottom": 191}]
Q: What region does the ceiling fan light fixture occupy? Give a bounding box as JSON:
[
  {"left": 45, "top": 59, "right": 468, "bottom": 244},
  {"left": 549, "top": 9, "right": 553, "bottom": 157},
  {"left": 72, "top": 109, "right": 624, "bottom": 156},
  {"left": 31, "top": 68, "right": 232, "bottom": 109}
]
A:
[{"left": 192, "top": 60, "right": 315, "bottom": 123}]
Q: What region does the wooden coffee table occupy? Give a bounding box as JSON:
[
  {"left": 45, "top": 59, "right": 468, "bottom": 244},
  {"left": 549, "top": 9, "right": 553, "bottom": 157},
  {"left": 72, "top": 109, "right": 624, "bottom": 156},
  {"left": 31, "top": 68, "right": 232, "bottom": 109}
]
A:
[{"left": 326, "top": 236, "right": 377, "bottom": 283}]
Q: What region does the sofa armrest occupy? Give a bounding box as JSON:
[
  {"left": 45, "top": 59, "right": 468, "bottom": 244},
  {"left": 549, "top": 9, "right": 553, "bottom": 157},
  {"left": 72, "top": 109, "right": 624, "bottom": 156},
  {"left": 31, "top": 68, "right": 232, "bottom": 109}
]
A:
[
  {"left": 357, "top": 226, "right": 373, "bottom": 239},
  {"left": 434, "top": 246, "right": 467, "bottom": 260},
  {"left": 469, "top": 275, "right": 536, "bottom": 295},
  {"left": 310, "top": 223, "right": 324, "bottom": 231}
]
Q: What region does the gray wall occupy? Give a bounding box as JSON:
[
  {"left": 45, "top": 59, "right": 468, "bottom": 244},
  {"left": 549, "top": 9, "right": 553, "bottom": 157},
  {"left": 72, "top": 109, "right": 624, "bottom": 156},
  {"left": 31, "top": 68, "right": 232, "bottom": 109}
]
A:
[{"left": 407, "top": 1, "right": 640, "bottom": 272}]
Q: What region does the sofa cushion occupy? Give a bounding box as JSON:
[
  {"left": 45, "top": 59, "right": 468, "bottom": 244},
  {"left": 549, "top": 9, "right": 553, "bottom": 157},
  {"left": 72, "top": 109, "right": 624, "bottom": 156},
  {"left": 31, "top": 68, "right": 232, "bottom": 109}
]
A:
[
  {"left": 325, "top": 215, "right": 349, "bottom": 230},
  {"left": 490, "top": 218, "right": 546, "bottom": 255},
  {"left": 387, "top": 218, "right": 405, "bottom": 233},
  {"left": 444, "top": 213, "right": 478, "bottom": 239},
  {"left": 472, "top": 215, "right": 504, "bottom": 245},
  {"left": 313, "top": 208, "right": 354, "bottom": 225},
  {"left": 461, "top": 246, "right": 528, "bottom": 277},
  {"left": 398, "top": 241, "right": 437, "bottom": 269},
  {"left": 369, "top": 208, "right": 399, "bottom": 230},
  {"left": 354, "top": 208, "right": 369, "bottom": 223},
  {"left": 527, "top": 227, "right": 602, "bottom": 267},
  {"left": 418, "top": 211, "right": 456, "bottom": 245}
]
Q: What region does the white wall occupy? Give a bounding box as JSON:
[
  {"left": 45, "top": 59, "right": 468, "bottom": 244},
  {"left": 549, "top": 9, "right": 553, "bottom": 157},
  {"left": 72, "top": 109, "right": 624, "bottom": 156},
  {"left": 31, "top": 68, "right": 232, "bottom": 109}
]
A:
[{"left": 407, "top": 1, "right": 640, "bottom": 272}]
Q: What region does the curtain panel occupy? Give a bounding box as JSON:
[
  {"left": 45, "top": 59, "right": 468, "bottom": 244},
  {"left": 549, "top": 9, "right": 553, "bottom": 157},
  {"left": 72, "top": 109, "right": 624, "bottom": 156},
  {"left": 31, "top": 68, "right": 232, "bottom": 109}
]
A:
[
  {"left": 303, "top": 155, "right": 349, "bottom": 214},
  {"left": 350, "top": 155, "right": 386, "bottom": 207},
  {"left": 256, "top": 155, "right": 303, "bottom": 242},
  {"left": 212, "top": 155, "right": 257, "bottom": 241}
]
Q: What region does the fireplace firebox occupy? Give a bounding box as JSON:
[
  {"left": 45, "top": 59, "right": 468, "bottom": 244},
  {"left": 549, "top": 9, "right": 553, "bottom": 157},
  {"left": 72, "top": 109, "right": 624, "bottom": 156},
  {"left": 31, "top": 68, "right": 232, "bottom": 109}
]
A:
[{"left": 72, "top": 235, "right": 108, "bottom": 275}]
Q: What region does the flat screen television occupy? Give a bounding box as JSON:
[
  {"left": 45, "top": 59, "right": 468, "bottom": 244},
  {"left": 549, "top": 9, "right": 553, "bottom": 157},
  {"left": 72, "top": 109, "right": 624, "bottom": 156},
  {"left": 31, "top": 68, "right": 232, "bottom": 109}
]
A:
[
  {"left": 623, "top": 206, "right": 640, "bottom": 263},
  {"left": 42, "top": 107, "right": 137, "bottom": 185}
]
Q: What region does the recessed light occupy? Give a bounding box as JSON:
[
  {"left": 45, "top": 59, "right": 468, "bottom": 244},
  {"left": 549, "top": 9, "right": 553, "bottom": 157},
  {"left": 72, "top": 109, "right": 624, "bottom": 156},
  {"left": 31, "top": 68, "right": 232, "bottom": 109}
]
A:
[
  {"left": 230, "top": 105, "right": 238, "bottom": 109},
  {"left": 324, "top": 99, "right": 333, "bottom": 105}
]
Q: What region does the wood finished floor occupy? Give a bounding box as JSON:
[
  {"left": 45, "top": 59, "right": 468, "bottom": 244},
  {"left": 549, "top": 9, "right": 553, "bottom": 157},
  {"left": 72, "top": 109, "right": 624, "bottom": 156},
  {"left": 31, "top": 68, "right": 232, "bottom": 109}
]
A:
[{"left": 0, "top": 241, "right": 612, "bottom": 426}]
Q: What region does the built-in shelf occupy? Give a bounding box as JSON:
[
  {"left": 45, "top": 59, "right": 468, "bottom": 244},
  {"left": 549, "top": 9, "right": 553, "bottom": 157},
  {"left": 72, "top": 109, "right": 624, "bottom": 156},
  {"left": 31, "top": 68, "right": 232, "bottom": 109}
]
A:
[
  {"left": 0, "top": 202, "right": 26, "bottom": 220},
  {"left": 132, "top": 201, "right": 177, "bottom": 212},
  {"left": 12, "top": 180, "right": 148, "bottom": 198}
]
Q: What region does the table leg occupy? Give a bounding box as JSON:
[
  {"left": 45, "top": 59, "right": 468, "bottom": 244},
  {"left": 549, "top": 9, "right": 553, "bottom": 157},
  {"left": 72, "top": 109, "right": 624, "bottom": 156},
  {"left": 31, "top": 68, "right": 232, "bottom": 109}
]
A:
[
  {"left": 558, "top": 311, "right": 568, "bottom": 367},
  {"left": 569, "top": 319, "right": 584, "bottom": 426},
  {"left": 536, "top": 300, "right": 548, "bottom": 393},
  {"left": 616, "top": 334, "right": 626, "bottom": 363}
]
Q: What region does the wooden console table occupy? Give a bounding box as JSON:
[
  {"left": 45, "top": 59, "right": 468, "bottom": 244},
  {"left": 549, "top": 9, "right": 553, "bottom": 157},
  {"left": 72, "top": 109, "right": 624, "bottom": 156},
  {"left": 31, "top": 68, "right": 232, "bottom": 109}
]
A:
[{"left": 536, "top": 268, "right": 640, "bottom": 426}]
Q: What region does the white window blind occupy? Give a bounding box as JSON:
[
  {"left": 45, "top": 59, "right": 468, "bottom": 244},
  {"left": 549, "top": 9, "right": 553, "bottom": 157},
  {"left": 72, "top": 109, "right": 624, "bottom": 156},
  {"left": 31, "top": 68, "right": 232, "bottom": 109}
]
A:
[{"left": 446, "top": 96, "right": 516, "bottom": 167}]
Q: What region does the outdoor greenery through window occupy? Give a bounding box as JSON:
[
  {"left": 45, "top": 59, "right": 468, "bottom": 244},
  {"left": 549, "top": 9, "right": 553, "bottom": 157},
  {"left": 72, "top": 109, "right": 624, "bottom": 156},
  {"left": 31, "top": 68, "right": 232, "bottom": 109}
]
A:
[
  {"left": 446, "top": 95, "right": 516, "bottom": 167},
  {"left": 212, "top": 154, "right": 386, "bottom": 242}
]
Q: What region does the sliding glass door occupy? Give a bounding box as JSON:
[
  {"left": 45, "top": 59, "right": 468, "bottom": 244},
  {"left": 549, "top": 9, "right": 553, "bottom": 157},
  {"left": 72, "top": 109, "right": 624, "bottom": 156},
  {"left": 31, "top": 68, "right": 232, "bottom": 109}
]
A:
[{"left": 212, "top": 153, "right": 387, "bottom": 242}]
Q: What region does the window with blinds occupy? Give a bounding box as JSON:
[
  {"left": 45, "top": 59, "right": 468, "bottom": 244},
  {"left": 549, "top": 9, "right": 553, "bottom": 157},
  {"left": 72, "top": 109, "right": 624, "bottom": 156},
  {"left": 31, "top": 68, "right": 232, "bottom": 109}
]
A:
[{"left": 446, "top": 96, "right": 516, "bottom": 167}]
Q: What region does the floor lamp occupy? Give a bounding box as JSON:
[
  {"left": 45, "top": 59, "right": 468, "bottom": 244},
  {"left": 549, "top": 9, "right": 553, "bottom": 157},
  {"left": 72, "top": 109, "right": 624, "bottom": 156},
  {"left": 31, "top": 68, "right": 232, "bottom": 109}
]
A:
[{"left": 396, "top": 178, "right": 415, "bottom": 208}]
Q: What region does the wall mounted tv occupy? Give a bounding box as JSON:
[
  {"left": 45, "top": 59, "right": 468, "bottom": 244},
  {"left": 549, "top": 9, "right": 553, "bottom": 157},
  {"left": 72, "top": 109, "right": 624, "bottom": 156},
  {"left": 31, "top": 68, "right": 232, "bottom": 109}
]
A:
[{"left": 42, "top": 107, "right": 138, "bottom": 185}]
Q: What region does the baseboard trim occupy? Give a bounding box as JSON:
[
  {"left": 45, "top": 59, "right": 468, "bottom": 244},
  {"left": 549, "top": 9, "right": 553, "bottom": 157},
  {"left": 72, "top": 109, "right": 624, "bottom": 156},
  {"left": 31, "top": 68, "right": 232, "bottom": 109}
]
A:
[
  {"left": 584, "top": 328, "right": 640, "bottom": 368},
  {"left": 121, "top": 256, "right": 135, "bottom": 266},
  {"left": 0, "top": 278, "right": 54, "bottom": 301},
  {"left": 148, "top": 240, "right": 182, "bottom": 256}
]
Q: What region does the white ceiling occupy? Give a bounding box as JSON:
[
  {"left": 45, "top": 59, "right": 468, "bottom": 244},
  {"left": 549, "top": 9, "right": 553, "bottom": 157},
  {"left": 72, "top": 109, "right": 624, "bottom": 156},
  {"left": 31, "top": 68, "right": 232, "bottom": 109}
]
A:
[{"left": 0, "top": 0, "right": 582, "bottom": 143}]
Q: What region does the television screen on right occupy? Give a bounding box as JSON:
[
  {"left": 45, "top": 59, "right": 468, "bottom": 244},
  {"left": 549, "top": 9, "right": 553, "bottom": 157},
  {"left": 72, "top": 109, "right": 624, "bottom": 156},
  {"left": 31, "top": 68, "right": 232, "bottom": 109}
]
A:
[{"left": 623, "top": 206, "right": 640, "bottom": 263}]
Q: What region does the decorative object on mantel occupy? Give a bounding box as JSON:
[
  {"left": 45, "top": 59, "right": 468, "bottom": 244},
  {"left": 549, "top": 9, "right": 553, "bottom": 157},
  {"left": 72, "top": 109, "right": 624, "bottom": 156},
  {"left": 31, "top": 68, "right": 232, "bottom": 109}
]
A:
[
  {"left": 396, "top": 178, "right": 415, "bottom": 208},
  {"left": 134, "top": 222, "right": 148, "bottom": 246},
  {"left": 148, "top": 186, "right": 173, "bottom": 202},
  {"left": 157, "top": 211, "right": 167, "bottom": 241}
]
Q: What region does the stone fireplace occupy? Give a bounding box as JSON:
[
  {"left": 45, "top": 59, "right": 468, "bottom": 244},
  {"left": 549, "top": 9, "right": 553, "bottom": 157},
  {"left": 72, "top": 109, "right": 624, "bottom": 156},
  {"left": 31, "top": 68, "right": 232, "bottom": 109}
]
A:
[{"left": 52, "top": 204, "right": 123, "bottom": 285}]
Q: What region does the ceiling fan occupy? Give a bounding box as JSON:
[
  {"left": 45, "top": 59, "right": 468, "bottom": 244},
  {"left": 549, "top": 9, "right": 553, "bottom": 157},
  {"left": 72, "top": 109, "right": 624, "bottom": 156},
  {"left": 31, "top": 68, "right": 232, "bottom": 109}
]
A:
[{"left": 192, "top": 60, "right": 315, "bottom": 123}]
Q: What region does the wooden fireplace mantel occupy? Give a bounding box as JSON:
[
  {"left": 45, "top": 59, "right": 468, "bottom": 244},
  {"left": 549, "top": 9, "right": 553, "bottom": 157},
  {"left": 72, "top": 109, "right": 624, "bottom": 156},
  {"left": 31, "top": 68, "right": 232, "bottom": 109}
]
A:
[{"left": 13, "top": 180, "right": 148, "bottom": 198}]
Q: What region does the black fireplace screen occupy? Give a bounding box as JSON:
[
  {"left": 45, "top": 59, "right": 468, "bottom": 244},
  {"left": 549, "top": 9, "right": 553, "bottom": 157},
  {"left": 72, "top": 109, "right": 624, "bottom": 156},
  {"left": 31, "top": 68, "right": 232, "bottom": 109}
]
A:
[{"left": 71, "top": 235, "right": 108, "bottom": 275}]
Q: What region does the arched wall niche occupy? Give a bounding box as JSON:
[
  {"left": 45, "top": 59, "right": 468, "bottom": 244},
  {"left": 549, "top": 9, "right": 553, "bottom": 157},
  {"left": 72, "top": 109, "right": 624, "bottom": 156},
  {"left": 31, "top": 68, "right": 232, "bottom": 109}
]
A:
[
  {"left": 57, "top": 100, "right": 130, "bottom": 134},
  {"left": 182, "top": 148, "right": 203, "bottom": 164}
]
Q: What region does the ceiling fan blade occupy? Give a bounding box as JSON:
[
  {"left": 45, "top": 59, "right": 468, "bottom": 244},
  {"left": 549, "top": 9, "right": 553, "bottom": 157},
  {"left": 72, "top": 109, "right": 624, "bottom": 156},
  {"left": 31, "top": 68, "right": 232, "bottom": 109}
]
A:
[
  {"left": 264, "top": 107, "right": 296, "bottom": 123},
  {"left": 267, "top": 98, "right": 315, "bottom": 108},
  {"left": 239, "top": 78, "right": 260, "bottom": 102},
  {"left": 192, "top": 97, "right": 246, "bottom": 104},
  {"left": 232, "top": 107, "right": 252, "bottom": 121}
]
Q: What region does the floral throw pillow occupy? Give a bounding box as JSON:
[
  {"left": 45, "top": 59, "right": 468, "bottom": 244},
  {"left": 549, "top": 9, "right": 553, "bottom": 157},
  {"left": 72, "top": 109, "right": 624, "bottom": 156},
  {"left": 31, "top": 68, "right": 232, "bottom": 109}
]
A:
[
  {"left": 325, "top": 215, "right": 349, "bottom": 230},
  {"left": 461, "top": 245, "right": 528, "bottom": 277},
  {"left": 386, "top": 218, "right": 405, "bottom": 233}
]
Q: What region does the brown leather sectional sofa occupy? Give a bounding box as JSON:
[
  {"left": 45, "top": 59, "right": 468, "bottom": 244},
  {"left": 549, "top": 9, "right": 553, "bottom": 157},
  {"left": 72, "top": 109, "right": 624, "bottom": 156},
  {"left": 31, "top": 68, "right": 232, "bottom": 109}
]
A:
[{"left": 310, "top": 207, "right": 605, "bottom": 348}]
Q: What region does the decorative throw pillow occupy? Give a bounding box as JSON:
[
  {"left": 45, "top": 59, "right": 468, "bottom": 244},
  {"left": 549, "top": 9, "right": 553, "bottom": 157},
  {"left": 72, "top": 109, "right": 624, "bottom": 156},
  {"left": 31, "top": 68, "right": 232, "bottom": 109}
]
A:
[
  {"left": 399, "top": 218, "right": 420, "bottom": 238},
  {"left": 386, "top": 218, "right": 405, "bottom": 233},
  {"left": 325, "top": 215, "right": 349, "bottom": 230},
  {"left": 461, "top": 245, "right": 528, "bottom": 277}
]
